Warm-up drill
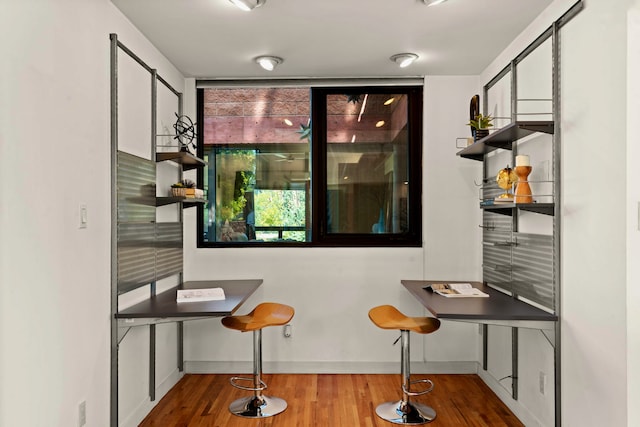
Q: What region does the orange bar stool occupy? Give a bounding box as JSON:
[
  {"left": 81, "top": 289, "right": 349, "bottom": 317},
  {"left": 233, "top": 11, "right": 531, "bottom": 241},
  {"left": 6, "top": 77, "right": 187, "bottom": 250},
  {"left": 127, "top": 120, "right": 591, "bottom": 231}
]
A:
[
  {"left": 368, "top": 305, "right": 441, "bottom": 425},
  {"left": 221, "top": 302, "right": 295, "bottom": 418}
]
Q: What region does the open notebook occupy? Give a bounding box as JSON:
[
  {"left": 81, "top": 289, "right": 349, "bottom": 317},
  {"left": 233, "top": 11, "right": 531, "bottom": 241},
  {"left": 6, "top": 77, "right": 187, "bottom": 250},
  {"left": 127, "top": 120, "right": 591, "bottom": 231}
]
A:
[
  {"left": 424, "top": 283, "right": 489, "bottom": 298},
  {"left": 176, "top": 287, "right": 226, "bottom": 303}
]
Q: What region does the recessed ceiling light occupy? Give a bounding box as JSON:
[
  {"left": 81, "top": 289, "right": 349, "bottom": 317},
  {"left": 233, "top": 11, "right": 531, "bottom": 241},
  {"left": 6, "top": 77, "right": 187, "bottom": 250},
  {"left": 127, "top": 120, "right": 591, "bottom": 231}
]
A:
[
  {"left": 229, "top": 0, "right": 265, "bottom": 11},
  {"left": 376, "top": 121, "right": 385, "bottom": 128},
  {"left": 423, "top": 0, "right": 447, "bottom": 6},
  {"left": 390, "top": 53, "right": 418, "bottom": 68},
  {"left": 384, "top": 97, "right": 395, "bottom": 106},
  {"left": 255, "top": 56, "right": 283, "bottom": 71},
  {"left": 283, "top": 119, "right": 293, "bottom": 126}
]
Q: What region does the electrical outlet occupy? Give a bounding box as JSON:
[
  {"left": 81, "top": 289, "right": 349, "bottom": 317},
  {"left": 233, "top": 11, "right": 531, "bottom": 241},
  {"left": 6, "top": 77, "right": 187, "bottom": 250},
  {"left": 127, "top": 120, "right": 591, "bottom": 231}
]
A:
[
  {"left": 539, "top": 372, "right": 546, "bottom": 395},
  {"left": 78, "top": 401, "right": 86, "bottom": 427},
  {"left": 283, "top": 324, "right": 292, "bottom": 338}
]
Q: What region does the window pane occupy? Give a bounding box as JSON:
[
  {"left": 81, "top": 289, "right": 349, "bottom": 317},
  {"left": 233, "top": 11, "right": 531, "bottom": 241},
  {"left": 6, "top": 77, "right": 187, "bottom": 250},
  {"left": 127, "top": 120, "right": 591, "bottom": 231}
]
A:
[
  {"left": 325, "top": 93, "right": 410, "bottom": 234},
  {"left": 197, "top": 84, "right": 422, "bottom": 247},
  {"left": 254, "top": 188, "right": 307, "bottom": 242},
  {"left": 200, "top": 88, "right": 311, "bottom": 244}
]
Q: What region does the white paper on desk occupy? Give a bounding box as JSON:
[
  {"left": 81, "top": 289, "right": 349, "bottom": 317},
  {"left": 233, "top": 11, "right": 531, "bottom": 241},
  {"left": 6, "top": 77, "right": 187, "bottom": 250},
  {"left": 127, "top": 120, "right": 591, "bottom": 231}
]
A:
[
  {"left": 176, "top": 287, "right": 226, "bottom": 303},
  {"left": 433, "top": 283, "right": 489, "bottom": 298}
]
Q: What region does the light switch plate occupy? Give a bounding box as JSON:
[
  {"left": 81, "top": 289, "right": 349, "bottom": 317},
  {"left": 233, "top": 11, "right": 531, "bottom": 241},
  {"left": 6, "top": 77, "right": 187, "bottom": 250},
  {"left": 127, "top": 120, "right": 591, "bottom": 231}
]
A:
[{"left": 79, "top": 203, "right": 88, "bottom": 229}]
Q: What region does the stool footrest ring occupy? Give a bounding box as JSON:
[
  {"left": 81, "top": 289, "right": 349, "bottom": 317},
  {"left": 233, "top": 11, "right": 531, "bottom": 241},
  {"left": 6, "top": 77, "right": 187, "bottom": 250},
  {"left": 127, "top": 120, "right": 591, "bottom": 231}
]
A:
[
  {"left": 230, "top": 376, "right": 268, "bottom": 392},
  {"left": 402, "top": 379, "right": 434, "bottom": 397}
]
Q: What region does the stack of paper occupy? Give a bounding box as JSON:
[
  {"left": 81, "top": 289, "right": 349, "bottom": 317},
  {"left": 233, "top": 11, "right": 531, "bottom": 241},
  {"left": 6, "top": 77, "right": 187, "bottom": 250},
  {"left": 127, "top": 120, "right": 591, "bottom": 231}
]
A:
[{"left": 176, "top": 287, "right": 226, "bottom": 303}]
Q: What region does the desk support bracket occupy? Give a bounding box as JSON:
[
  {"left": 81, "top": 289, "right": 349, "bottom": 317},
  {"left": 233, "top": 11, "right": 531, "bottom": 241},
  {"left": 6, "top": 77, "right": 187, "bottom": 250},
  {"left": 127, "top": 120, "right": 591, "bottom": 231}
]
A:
[
  {"left": 178, "top": 321, "right": 184, "bottom": 372},
  {"left": 541, "top": 329, "right": 556, "bottom": 348},
  {"left": 511, "top": 327, "right": 518, "bottom": 400},
  {"left": 482, "top": 325, "right": 488, "bottom": 371},
  {"left": 117, "top": 326, "right": 132, "bottom": 345}
]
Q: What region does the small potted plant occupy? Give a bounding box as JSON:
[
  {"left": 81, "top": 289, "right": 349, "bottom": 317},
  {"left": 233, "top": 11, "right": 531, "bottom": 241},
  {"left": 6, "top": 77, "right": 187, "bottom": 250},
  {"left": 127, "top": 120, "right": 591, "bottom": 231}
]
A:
[
  {"left": 170, "top": 179, "right": 195, "bottom": 196},
  {"left": 170, "top": 181, "right": 186, "bottom": 197},
  {"left": 467, "top": 113, "right": 493, "bottom": 141}
]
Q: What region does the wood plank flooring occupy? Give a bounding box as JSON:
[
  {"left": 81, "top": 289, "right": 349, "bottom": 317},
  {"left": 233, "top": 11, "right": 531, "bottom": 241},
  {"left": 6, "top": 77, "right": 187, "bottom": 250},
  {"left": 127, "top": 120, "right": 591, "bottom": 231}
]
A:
[{"left": 139, "top": 374, "right": 524, "bottom": 427}]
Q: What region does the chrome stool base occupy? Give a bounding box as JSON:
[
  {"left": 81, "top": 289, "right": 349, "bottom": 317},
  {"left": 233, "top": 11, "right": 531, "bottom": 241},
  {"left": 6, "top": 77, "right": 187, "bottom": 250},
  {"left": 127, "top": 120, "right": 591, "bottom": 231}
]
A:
[
  {"left": 375, "top": 400, "right": 436, "bottom": 425},
  {"left": 229, "top": 395, "right": 288, "bottom": 418}
]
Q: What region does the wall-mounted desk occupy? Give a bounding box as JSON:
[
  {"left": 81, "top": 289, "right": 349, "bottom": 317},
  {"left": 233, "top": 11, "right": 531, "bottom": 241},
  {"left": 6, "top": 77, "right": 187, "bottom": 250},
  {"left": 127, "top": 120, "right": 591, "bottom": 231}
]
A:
[
  {"left": 116, "top": 279, "right": 262, "bottom": 331},
  {"left": 402, "top": 280, "right": 558, "bottom": 330},
  {"left": 114, "top": 279, "right": 261, "bottom": 410},
  {"left": 402, "top": 279, "right": 558, "bottom": 406},
  {"left": 401, "top": 280, "right": 557, "bottom": 330}
]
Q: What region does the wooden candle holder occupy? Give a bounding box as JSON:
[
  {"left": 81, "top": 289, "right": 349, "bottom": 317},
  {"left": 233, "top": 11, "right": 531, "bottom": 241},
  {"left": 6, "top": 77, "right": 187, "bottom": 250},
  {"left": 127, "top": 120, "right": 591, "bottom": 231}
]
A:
[{"left": 514, "top": 165, "right": 533, "bottom": 203}]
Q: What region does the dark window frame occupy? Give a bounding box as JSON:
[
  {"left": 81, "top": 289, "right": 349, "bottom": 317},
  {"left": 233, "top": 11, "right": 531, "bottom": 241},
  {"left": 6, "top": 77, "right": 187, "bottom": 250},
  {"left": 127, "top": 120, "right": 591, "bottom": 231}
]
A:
[
  {"left": 311, "top": 86, "right": 423, "bottom": 247},
  {"left": 196, "top": 84, "right": 423, "bottom": 248}
]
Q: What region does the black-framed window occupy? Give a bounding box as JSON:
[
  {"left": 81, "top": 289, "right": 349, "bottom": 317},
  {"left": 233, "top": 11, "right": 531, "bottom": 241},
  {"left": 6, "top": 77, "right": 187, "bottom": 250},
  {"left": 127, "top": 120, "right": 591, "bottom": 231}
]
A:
[{"left": 196, "top": 84, "right": 422, "bottom": 247}]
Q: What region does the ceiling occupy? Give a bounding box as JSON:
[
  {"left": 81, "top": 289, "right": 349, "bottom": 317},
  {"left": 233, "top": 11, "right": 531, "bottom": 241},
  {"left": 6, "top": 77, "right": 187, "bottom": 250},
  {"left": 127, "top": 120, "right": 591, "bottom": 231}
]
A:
[{"left": 111, "top": 0, "right": 553, "bottom": 79}]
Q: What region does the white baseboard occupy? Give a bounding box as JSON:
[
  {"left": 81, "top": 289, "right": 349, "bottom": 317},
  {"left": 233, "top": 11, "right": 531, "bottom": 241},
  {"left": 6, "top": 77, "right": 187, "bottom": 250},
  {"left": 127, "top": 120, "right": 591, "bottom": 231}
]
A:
[
  {"left": 477, "top": 369, "right": 546, "bottom": 427},
  {"left": 184, "top": 360, "right": 479, "bottom": 374},
  {"left": 119, "top": 368, "right": 184, "bottom": 427}
]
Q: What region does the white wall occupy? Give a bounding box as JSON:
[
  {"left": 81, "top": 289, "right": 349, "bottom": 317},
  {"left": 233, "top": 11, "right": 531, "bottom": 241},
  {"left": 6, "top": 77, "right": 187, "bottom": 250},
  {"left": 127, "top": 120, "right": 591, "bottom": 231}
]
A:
[
  {"left": 627, "top": 5, "right": 640, "bottom": 427},
  {"left": 422, "top": 76, "right": 485, "bottom": 368},
  {"left": 0, "top": 0, "right": 185, "bottom": 426},
  {"left": 481, "top": 0, "right": 634, "bottom": 425},
  {"left": 560, "top": 1, "right": 630, "bottom": 425}
]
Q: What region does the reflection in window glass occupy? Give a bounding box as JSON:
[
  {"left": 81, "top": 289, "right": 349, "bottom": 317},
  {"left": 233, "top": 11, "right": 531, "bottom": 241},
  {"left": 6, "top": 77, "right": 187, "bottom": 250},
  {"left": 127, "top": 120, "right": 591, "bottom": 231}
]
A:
[
  {"left": 325, "top": 93, "right": 409, "bottom": 234},
  {"left": 200, "top": 88, "right": 311, "bottom": 244}
]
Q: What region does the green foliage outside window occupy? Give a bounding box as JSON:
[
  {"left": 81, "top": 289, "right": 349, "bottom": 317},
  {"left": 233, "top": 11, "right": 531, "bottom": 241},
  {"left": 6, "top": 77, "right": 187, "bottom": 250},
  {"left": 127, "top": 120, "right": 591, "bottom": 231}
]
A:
[{"left": 254, "top": 189, "right": 306, "bottom": 241}]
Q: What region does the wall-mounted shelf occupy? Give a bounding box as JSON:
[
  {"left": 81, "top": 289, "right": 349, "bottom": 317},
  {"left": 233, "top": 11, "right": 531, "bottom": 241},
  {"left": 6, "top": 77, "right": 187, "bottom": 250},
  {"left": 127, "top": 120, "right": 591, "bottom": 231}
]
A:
[
  {"left": 482, "top": 241, "right": 516, "bottom": 247},
  {"left": 481, "top": 202, "right": 554, "bottom": 216},
  {"left": 156, "top": 197, "right": 207, "bottom": 208},
  {"left": 156, "top": 151, "right": 206, "bottom": 170},
  {"left": 457, "top": 121, "right": 554, "bottom": 161}
]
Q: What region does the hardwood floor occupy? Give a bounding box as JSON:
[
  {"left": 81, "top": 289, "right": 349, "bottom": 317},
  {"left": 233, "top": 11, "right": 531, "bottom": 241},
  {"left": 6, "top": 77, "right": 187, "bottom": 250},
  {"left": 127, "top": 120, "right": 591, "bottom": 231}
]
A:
[{"left": 139, "top": 374, "right": 524, "bottom": 427}]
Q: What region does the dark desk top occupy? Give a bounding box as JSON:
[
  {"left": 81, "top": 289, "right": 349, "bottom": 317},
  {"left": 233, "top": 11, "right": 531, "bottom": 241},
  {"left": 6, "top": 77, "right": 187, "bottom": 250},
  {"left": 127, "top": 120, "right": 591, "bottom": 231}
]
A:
[
  {"left": 116, "top": 279, "right": 262, "bottom": 319},
  {"left": 401, "top": 280, "right": 557, "bottom": 322}
]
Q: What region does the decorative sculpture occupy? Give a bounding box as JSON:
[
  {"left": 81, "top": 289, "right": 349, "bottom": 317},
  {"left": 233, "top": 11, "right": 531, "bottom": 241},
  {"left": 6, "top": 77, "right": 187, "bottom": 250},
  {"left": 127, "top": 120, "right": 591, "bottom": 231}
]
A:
[{"left": 173, "top": 113, "right": 197, "bottom": 154}]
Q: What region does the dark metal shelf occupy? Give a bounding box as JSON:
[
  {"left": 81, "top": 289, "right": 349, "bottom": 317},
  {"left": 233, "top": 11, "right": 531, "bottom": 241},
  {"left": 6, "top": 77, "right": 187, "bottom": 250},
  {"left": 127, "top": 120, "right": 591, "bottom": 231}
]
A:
[
  {"left": 457, "top": 121, "right": 554, "bottom": 161},
  {"left": 156, "top": 151, "right": 206, "bottom": 170},
  {"left": 156, "top": 197, "right": 207, "bottom": 208},
  {"left": 480, "top": 202, "right": 554, "bottom": 216}
]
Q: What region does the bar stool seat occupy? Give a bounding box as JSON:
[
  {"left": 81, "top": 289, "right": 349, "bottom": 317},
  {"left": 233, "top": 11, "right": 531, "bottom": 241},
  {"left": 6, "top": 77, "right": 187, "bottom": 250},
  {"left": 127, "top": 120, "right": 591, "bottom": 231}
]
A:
[
  {"left": 222, "top": 302, "right": 294, "bottom": 418},
  {"left": 369, "top": 305, "right": 441, "bottom": 425}
]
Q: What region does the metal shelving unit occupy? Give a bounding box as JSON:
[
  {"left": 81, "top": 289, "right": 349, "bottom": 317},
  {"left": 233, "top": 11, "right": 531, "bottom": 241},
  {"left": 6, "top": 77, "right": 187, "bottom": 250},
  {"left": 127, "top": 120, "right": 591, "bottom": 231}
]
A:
[
  {"left": 110, "top": 33, "right": 206, "bottom": 427},
  {"left": 456, "top": 3, "right": 584, "bottom": 426}
]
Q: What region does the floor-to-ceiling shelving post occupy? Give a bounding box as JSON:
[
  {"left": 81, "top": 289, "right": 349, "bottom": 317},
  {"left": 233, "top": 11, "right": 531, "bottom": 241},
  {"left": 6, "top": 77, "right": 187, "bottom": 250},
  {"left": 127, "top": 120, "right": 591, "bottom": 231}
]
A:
[
  {"left": 551, "top": 19, "right": 562, "bottom": 427},
  {"left": 109, "top": 32, "right": 119, "bottom": 427}
]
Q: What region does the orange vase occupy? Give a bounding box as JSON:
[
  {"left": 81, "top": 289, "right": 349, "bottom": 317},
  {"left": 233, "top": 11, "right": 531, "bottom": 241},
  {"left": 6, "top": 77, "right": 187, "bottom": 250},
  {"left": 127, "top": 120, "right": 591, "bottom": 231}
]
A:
[{"left": 514, "top": 166, "right": 533, "bottom": 203}]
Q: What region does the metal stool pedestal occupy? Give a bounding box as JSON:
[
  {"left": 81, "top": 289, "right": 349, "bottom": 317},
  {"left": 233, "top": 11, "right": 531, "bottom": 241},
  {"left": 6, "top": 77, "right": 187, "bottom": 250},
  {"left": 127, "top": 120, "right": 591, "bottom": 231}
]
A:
[
  {"left": 375, "top": 330, "right": 436, "bottom": 425},
  {"left": 368, "top": 305, "right": 440, "bottom": 425},
  {"left": 228, "top": 329, "right": 287, "bottom": 418}
]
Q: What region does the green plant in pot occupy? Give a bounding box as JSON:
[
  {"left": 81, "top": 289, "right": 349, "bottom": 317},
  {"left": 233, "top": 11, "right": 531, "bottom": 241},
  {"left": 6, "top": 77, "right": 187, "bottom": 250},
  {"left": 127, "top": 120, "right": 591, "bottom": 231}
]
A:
[{"left": 467, "top": 113, "right": 493, "bottom": 141}]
